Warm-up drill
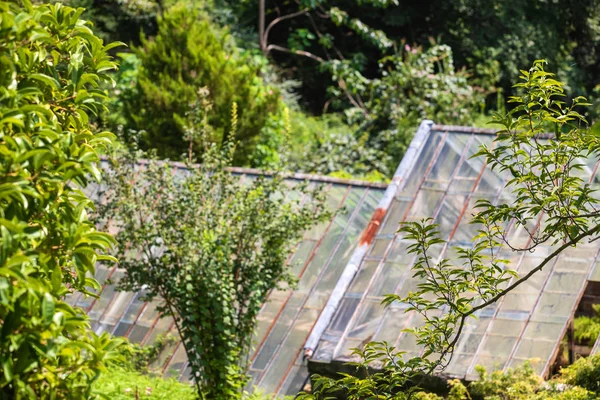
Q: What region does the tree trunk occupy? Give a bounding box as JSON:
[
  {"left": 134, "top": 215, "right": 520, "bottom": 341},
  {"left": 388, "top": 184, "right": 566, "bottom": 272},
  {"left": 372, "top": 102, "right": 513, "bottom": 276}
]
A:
[{"left": 259, "top": 0, "right": 266, "bottom": 54}]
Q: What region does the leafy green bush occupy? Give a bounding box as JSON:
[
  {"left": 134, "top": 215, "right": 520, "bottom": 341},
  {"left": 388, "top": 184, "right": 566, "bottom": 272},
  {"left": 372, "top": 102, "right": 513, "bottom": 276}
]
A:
[
  {"left": 574, "top": 304, "right": 600, "bottom": 347},
  {"left": 286, "top": 112, "right": 388, "bottom": 181},
  {"left": 0, "top": 1, "right": 123, "bottom": 397},
  {"left": 99, "top": 97, "right": 329, "bottom": 398},
  {"left": 356, "top": 43, "right": 485, "bottom": 174},
  {"left": 407, "top": 360, "right": 600, "bottom": 400},
  {"left": 61, "top": 0, "right": 160, "bottom": 46},
  {"left": 118, "top": 2, "right": 282, "bottom": 166},
  {"left": 560, "top": 355, "right": 600, "bottom": 393},
  {"left": 447, "top": 362, "right": 598, "bottom": 400},
  {"left": 95, "top": 337, "right": 291, "bottom": 400}
]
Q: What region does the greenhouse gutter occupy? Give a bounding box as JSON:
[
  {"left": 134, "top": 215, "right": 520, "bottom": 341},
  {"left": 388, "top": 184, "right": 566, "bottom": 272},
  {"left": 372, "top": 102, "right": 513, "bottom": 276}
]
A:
[{"left": 303, "top": 119, "right": 434, "bottom": 357}]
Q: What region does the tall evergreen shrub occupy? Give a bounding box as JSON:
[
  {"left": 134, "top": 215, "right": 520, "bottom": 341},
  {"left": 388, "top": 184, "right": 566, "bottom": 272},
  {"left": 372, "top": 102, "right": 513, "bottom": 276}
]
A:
[{"left": 121, "top": 3, "right": 282, "bottom": 165}]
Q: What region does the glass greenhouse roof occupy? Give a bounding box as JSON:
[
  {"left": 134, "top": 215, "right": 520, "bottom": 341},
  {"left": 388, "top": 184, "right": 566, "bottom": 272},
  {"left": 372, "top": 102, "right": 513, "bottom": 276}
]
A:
[
  {"left": 75, "top": 121, "right": 600, "bottom": 395},
  {"left": 70, "top": 163, "right": 386, "bottom": 396},
  {"left": 309, "top": 121, "right": 600, "bottom": 381}
]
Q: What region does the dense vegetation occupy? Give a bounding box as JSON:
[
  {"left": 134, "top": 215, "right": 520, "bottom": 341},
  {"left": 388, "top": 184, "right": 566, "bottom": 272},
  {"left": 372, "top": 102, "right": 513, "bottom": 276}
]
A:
[
  {"left": 3, "top": 0, "right": 600, "bottom": 399},
  {"left": 0, "top": 1, "right": 123, "bottom": 397},
  {"left": 65, "top": 0, "right": 600, "bottom": 180}
]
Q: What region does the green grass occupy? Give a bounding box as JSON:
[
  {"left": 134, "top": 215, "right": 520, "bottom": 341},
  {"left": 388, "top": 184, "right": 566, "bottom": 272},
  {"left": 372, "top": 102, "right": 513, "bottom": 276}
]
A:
[{"left": 93, "top": 367, "right": 196, "bottom": 399}]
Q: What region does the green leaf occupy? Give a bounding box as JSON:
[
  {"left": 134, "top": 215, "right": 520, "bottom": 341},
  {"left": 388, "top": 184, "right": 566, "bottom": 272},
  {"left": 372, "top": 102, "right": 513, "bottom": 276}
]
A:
[{"left": 42, "top": 293, "right": 55, "bottom": 326}]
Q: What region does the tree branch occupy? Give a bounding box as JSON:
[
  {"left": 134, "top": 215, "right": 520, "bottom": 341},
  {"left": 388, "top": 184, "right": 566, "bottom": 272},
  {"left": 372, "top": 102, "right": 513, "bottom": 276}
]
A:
[
  {"left": 444, "top": 222, "right": 600, "bottom": 358},
  {"left": 266, "top": 43, "right": 325, "bottom": 62},
  {"left": 261, "top": 9, "right": 309, "bottom": 53}
]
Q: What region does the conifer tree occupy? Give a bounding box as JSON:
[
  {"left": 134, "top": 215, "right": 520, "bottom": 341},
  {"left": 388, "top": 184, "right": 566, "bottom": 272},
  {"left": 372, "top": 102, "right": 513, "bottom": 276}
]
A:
[{"left": 122, "top": 3, "right": 282, "bottom": 165}]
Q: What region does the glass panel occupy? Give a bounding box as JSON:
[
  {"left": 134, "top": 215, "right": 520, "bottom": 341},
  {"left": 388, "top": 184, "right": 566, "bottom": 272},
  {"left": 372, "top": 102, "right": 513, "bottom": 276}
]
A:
[
  {"left": 144, "top": 316, "right": 174, "bottom": 346},
  {"left": 137, "top": 299, "right": 162, "bottom": 327},
  {"left": 453, "top": 333, "right": 484, "bottom": 355},
  {"left": 456, "top": 145, "right": 485, "bottom": 178},
  {"left": 369, "top": 238, "right": 391, "bottom": 258},
  {"left": 348, "top": 261, "right": 379, "bottom": 294},
  {"left": 258, "top": 309, "right": 316, "bottom": 394},
  {"left": 289, "top": 240, "right": 317, "bottom": 276},
  {"left": 100, "top": 291, "right": 135, "bottom": 326},
  {"left": 120, "top": 293, "right": 147, "bottom": 324},
  {"left": 88, "top": 274, "right": 121, "bottom": 321},
  {"left": 488, "top": 319, "right": 526, "bottom": 336},
  {"left": 555, "top": 253, "right": 595, "bottom": 272},
  {"left": 403, "top": 132, "right": 445, "bottom": 194},
  {"left": 128, "top": 325, "right": 150, "bottom": 343},
  {"left": 435, "top": 194, "right": 467, "bottom": 239},
  {"left": 374, "top": 306, "right": 411, "bottom": 344},
  {"left": 407, "top": 190, "right": 444, "bottom": 219},
  {"left": 328, "top": 297, "right": 360, "bottom": 333},
  {"left": 396, "top": 276, "right": 420, "bottom": 299},
  {"left": 498, "top": 293, "right": 539, "bottom": 314},
  {"left": 532, "top": 293, "right": 578, "bottom": 323},
  {"left": 369, "top": 262, "right": 408, "bottom": 297},
  {"left": 546, "top": 271, "right": 587, "bottom": 293},
  {"left": 446, "top": 353, "right": 475, "bottom": 376},
  {"left": 395, "top": 331, "right": 421, "bottom": 353},
  {"left": 304, "top": 189, "right": 379, "bottom": 308},
  {"left": 522, "top": 321, "right": 564, "bottom": 341},
  {"left": 475, "top": 167, "right": 505, "bottom": 195},
  {"left": 470, "top": 355, "right": 507, "bottom": 373},
  {"left": 380, "top": 198, "right": 410, "bottom": 235},
  {"left": 422, "top": 136, "right": 467, "bottom": 190},
  {"left": 252, "top": 322, "right": 289, "bottom": 370},
  {"left": 325, "top": 185, "right": 349, "bottom": 210},
  {"left": 452, "top": 198, "right": 485, "bottom": 243},
  {"left": 149, "top": 330, "right": 179, "bottom": 371},
  {"left": 385, "top": 238, "right": 412, "bottom": 264},
  {"left": 280, "top": 366, "right": 309, "bottom": 396},
  {"left": 254, "top": 291, "right": 290, "bottom": 347},
  {"left": 113, "top": 322, "right": 132, "bottom": 337},
  {"left": 449, "top": 178, "right": 478, "bottom": 194},
  {"left": 298, "top": 216, "right": 348, "bottom": 291},
  {"left": 347, "top": 300, "right": 385, "bottom": 339},
  {"left": 164, "top": 343, "right": 188, "bottom": 378},
  {"left": 478, "top": 335, "right": 517, "bottom": 357},
  {"left": 252, "top": 293, "right": 305, "bottom": 369},
  {"left": 512, "top": 338, "right": 556, "bottom": 361}
]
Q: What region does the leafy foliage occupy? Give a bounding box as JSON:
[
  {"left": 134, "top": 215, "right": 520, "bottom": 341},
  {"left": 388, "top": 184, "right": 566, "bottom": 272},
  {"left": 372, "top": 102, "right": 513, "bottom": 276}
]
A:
[
  {"left": 0, "top": 1, "right": 123, "bottom": 397},
  {"left": 574, "top": 304, "right": 600, "bottom": 347},
  {"left": 560, "top": 354, "right": 600, "bottom": 393},
  {"left": 98, "top": 98, "right": 329, "bottom": 398},
  {"left": 93, "top": 367, "right": 197, "bottom": 400},
  {"left": 118, "top": 2, "right": 283, "bottom": 166},
  {"left": 288, "top": 44, "right": 483, "bottom": 178},
  {"left": 57, "top": 0, "right": 600, "bottom": 179},
  {"left": 350, "top": 43, "right": 485, "bottom": 175},
  {"left": 222, "top": 0, "right": 600, "bottom": 107},
  {"left": 301, "top": 60, "right": 600, "bottom": 398},
  {"left": 59, "top": 0, "right": 160, "bottom": 46},
  {"left": 446, "top": 360, "right": 599, "bottom": 400}
]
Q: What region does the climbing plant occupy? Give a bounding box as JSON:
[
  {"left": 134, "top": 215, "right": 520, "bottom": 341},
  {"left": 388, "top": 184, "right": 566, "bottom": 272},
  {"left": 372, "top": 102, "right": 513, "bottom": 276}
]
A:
[{"left": 0, "top": 1, "right": 123, "bottom": 398}]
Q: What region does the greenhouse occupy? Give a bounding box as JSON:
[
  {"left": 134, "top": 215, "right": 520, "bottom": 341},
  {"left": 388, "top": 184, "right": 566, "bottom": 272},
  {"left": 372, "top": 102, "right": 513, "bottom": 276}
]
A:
[{"left": 77, "top": 121, "right": 600, "bottom": 396}]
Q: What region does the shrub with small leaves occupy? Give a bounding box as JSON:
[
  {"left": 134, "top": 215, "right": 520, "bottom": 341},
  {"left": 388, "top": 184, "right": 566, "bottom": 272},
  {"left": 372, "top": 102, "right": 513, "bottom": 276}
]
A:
[{"left": 99, "top": 97, "right": 330, "bottom": 398}]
